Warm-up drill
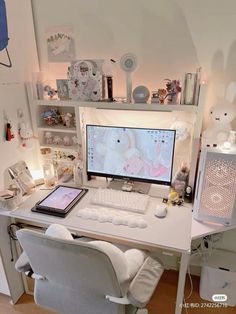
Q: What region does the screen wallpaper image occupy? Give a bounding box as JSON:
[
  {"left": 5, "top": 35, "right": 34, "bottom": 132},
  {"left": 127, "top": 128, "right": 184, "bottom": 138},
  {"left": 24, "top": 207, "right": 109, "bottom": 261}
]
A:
[
  {"left": 87, "top": 125, "right": 175, "bottom": 183},
  {"left": 39, "top": 187, "right": 82, "bottom": 210}
]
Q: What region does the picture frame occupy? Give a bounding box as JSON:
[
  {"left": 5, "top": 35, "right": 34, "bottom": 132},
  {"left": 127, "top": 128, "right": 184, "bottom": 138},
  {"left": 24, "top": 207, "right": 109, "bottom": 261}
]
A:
[{"left": 56, "top": 79, "right": 70, "bottom": 100}]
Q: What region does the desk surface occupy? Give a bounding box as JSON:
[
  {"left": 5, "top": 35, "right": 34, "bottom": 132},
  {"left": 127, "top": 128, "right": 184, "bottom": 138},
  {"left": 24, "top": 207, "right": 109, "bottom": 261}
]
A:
[
  {"left": 191, "top": 217, "right": 236, "bottom": 240},
  {"left": 3, "top": 189, "right": 192, "bottom": 253}
]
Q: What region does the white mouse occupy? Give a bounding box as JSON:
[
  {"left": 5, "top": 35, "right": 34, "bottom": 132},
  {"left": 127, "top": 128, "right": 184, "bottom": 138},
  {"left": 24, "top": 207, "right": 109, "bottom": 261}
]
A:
[{"left": 155, "top": 204, "right": 168, "bottom": 218}]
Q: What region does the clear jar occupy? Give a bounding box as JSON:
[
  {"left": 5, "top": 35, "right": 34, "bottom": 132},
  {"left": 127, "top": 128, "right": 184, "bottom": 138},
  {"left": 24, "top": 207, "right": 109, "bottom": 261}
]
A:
[
  {"left": 43, "top": 162, "right": 56, "bottom": 187},
  {"left": 40, "top": 148, "right": 56, "bottom": 187}
]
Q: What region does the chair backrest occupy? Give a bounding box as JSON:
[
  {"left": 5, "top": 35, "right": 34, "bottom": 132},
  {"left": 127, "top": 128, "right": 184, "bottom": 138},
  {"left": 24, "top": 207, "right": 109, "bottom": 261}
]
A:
[{"left": 16, "top": 229, "right": 129, "bottom": 314}]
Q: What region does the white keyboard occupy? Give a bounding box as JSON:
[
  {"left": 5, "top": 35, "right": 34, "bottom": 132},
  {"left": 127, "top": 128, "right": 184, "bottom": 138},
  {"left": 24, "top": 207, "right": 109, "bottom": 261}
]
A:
[
  {"left": 77, "top": 207, "right": 147, "bottom": 229},
  {"left": 91, "top": 188, "right": 149, "bottom": 214}
]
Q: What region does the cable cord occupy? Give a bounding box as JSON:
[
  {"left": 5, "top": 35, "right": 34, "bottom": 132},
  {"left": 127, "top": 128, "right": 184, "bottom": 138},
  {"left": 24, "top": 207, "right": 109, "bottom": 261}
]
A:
[
  {"left": 7, "top": 223, "right": 45, "bottom": 262},
  {"left": 183, "top": 266, "right": 194, "bottom": 314}
]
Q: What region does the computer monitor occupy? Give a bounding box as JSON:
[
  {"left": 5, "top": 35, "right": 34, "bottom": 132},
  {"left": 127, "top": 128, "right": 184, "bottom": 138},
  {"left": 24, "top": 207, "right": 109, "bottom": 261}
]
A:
[{"left": 86, "top": 125, "right": 176, "bottom": 187}]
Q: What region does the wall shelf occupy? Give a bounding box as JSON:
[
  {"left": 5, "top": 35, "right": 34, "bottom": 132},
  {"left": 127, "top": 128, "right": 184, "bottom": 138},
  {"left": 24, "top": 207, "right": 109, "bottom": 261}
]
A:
[
  {"left": 34, "top": 99, "right": 198, "bottom": 113},
  {"left": 40, "top": 144, "right": 79, "bottom": 150},
  {"left": 38, "top": 126, "right": 77, "bottom": 133}
]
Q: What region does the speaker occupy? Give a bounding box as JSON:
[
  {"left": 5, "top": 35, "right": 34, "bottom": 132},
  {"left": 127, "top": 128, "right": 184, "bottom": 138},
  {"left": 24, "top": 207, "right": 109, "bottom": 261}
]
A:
[
  {"left": 193, "top": 148, "right": 236, "bottom": 226},
  {"left": 120, "top": 53, "right": 137, "bottom": 103}
]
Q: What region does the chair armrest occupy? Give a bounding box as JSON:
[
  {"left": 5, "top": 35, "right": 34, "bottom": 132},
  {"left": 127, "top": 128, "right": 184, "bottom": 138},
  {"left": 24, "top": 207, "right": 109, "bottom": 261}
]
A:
[
  {"left": 127, "top": 256, "right": 164, "bottom": 308},
  {"left": 105, "top": 295, "right": 130, "bottom": 305},
  {"left": 15, "top": 251, "right": 32, "bottom": 273}
]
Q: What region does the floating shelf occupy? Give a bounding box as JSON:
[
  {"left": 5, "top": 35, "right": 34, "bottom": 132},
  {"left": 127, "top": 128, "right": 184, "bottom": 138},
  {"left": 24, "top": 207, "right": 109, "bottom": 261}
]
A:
[
  {"left": 40, "top": 144, "right": 80, "bottom": 150},
  {"left": 34, "top": 99, "right": 197, "bottom": 113},
  {"left": 38, "top": 125, "right": 77, "bottom": 133}
]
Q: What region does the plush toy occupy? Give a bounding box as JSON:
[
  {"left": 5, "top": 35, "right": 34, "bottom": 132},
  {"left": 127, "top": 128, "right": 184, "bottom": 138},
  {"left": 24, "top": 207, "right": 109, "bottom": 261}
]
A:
[
  {"left": 96, "top": 129, "right": 140, "bottom": 174},
  {"left": 44, "top": 131, "right": 53, "bottom": 144},
  {"left": 19, "top": 123, "right": 34, "bottom": 149},
  {"left": 61, "top": 112, "right": 73, "bottom": 128},
  {"left": 170, "top": 120, "right": 191, "bottom": 141},
  {"left": 202, "top": 102, "right": 236, "bottom": 148}
]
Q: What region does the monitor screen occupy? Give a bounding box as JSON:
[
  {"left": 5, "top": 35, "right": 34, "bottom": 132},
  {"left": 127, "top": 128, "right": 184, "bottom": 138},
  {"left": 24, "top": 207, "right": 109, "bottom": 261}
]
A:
[{"left": 86, "top": 125, "right": 176, "bottom": 185}]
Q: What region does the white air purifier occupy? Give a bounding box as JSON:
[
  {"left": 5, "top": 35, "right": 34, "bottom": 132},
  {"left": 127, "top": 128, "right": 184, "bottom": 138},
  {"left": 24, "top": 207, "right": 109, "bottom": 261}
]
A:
[{"left": 193, "top": 147, "right": 236, "bottom": 226}]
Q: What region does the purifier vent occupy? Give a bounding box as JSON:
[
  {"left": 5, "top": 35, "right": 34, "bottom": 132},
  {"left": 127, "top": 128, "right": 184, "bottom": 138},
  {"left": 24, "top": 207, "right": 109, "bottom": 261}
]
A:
[
  {"left": 199, "top": 155, "right": 236, "bottom": 219},
  {"left": 205, "top": 159, "right": 236, "bottom": 186}
]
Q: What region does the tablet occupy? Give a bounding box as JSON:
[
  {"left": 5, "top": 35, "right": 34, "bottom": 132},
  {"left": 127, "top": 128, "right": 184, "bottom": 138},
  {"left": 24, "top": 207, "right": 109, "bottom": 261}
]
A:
[{"left": 32, "top": 185, "right": 88, "bottom": 217}]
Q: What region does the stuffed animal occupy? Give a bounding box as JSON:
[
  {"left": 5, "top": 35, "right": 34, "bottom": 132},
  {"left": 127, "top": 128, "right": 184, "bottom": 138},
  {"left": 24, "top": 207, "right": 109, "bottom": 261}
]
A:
[
  {"left": 61, "top": 112, "right": 73, "bottom": 128},
  {"left": 201, "top": 102, "right": 236, "bottom": 148},
  {"left": 19, "top": 123, "right": 34, "bottom": 149},
  {"left": 170, "top": 120, "right": 191, "bottom": 141}
]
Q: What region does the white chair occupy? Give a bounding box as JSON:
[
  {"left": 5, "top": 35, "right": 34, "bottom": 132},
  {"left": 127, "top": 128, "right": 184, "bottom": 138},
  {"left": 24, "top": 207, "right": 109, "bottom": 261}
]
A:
[{"left": 15, "top": 226, "right": 163, "bottom": 314}]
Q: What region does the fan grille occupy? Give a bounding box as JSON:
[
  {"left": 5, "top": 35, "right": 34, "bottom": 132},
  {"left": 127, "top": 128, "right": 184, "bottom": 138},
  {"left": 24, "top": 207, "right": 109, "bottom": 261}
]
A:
[{"left": 199, "top": 155, "right": 236, "bottom": 218}]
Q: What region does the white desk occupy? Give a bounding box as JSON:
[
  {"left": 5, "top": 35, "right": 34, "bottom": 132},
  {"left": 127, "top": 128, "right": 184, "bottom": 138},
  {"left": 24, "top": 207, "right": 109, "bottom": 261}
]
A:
[
  {"left": 191, "top": 216, "right": 236, "bottom": 240},
  {"left": 0, "top": 188, "right": 192, "bottom": 314}
]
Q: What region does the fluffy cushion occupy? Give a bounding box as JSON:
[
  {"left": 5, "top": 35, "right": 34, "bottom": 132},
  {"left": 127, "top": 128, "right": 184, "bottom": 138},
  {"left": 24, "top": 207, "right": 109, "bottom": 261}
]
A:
[
  {"left": 124, "top": 249, "right": 147, "bottom": 279},
  {"left": 90, "top": 240, "right": 130, "bottom": 283},
  {"left": 45, "top": 224, "right": 73, "bottom": 240}
]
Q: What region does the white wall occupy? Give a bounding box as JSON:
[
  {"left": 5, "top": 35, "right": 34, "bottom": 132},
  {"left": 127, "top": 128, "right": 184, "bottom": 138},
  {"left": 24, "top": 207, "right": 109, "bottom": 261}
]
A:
[
  {"left": 0, "top": 0, "right": 40, "bottom": 190},
  {"left": 0, "top": 0, "right": 39, "bottom": 295},
  {"left": 31, "top": 0, "right": 236, "bottom": 129}
]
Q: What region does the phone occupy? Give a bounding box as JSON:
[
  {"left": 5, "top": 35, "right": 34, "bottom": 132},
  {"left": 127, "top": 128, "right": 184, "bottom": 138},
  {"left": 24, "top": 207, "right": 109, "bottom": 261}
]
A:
[{"left": 8, "top": 161, "right": 35, "bottom": 195}]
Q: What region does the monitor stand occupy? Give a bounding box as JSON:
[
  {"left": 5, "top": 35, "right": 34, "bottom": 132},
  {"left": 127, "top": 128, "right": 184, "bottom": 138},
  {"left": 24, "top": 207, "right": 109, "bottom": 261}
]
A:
[{"left": 108, "top": 179, "right": 151, "bottom": 195}]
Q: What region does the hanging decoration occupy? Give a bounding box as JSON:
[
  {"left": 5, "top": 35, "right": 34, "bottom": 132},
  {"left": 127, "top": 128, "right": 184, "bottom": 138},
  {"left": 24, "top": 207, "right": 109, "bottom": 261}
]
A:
[{"left": 5, "top": 121, "right": 14, "bottom": 141}]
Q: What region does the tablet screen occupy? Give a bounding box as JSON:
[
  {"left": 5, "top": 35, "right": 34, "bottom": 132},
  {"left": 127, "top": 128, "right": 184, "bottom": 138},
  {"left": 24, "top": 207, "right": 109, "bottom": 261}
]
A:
[{"left": 39, "top": 186, "right": 84, "bottom": 211}]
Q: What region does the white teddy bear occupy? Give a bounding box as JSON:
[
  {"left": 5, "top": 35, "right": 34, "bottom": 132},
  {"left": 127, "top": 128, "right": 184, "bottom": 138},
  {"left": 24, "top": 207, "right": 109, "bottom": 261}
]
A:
[
  {"left": 96, "top": 129, "right": 140, "bottom": 174},
  {"left": 201, "top": 101, "right": 236, "bottom": 148}
]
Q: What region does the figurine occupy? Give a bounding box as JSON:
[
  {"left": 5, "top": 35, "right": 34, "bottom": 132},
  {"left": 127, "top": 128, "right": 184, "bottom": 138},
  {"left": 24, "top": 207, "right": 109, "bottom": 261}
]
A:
[
  {"left": 44, "top": 85, "right": 57, "bottom": 100},
  {"left": 184, "top": 186, "right": 193, "bottom": 203},
  {"left": 61, "top": 112, "right": 73, "bottom": 128},
  {"left": 53, "top": 135, "right": 62, "bottom": 145},
  {"left": 44, "top": 131, "right": 53, "bottom": 144},
  {"left": 63, "top": 135, "right": 71, "bottom": 146},
  {"left": 157, "top": 89, "right": 167, "bottom": 104},
  {"left": 172, "top": 162, "right": 189, "bottom": 197},
  {"left": 6, "top": 122, "right": 14, "bottom": 141},
  {"left": 72, "top": 136, "right": 78, "bottom": 145},
  {"left": 41, "top": 108, "right": 61, "bottom": 126},
  {"left": 165, "top": 79, "right": 181, "bottom": 104}
]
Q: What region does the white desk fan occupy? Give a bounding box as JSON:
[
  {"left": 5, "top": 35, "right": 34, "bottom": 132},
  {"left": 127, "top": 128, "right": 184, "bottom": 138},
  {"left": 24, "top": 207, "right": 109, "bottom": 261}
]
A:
[{"left": 120, "top": 53, "right": 137, "bottom": 103}]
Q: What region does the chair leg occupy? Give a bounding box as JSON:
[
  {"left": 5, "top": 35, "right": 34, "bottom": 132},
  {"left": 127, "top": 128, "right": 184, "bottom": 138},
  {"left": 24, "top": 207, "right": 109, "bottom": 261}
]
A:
[{"left": 136, "top": 309, "right": 148, "bottom": 314}]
